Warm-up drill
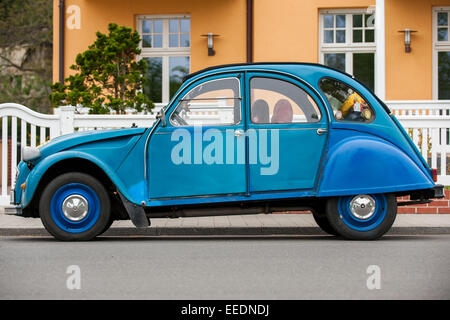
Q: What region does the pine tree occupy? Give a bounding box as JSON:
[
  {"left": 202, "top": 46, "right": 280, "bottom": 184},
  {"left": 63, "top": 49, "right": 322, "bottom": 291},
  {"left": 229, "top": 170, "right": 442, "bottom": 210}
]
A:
[{"left": 50, "top": 23, "right": 154, "bottom": 114}]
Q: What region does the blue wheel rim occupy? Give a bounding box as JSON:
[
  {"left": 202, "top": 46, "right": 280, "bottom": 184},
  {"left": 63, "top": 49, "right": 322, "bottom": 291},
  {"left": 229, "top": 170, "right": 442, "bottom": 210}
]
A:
[
  {"left": 338, "top": 194, "right": 387, "bottom": 231},
  {"left": 50, "top": 183, "right": 101, "bottom": 233}
]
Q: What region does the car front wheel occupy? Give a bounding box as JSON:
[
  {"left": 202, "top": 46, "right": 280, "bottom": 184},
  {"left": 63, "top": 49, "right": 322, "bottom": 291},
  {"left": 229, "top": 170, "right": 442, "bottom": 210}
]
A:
[
  {"left": 39, "top": 172, "right": 111, "bottom": 241},
  {"left": 325, "top": 193, "right": 397, "bottom": 240}
]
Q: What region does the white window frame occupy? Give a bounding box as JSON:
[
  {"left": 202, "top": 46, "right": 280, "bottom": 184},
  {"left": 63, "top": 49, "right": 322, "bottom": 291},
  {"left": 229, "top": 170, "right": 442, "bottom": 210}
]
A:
[
  {"left": 432, "top": 7, "right": 450, "bottom": 100},
  {"left": 318, "top": 8, "right": 377, "bottom": 92},
  {"left": 137, "top": 14, "right": 191, "bottom": 104}
]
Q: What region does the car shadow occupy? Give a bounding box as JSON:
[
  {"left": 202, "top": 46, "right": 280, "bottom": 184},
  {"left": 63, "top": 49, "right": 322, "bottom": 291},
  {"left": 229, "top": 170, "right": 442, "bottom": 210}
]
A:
[{"left": 1, "top": 234, "right": 446, "bottom": 242}]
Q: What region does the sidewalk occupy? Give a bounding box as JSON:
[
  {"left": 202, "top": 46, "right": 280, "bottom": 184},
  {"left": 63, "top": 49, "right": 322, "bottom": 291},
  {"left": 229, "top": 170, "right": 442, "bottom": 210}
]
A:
[{"left": 1, "top": 213, "right": 450, "bottom": 236}]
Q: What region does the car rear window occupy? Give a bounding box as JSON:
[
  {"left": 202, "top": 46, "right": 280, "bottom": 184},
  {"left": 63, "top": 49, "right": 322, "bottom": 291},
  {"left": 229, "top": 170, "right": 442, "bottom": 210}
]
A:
[{"left": 319, "top": 78, "right": 375, "bottom": 122}]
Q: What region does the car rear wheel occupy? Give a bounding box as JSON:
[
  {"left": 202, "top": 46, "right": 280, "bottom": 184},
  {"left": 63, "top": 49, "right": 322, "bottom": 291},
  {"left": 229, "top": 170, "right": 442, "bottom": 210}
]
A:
[
  {"left": 311, "top": 202, "right": 338, "bottom": 236},
  {"left": 39, "top": 172, "right": 111, "bottom": 241},
  {"left": 312, "top": 214, "right": 339, "bottom": 236},
  {"left": 325, "top": 193, "right": 397, "bottom": 240}
]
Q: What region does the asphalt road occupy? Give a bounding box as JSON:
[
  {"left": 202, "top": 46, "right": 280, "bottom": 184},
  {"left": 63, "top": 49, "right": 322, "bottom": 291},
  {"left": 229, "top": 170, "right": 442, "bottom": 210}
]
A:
[{"left": 0, "top": 234, "right": 449, "bottom": 299}]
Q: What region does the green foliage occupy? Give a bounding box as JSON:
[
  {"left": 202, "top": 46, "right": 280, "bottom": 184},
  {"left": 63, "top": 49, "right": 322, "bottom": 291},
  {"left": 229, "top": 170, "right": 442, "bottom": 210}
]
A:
[
  {"left": 0, "top": 0, "right": 53, "bottom": 113},
  {"left": 0, "top": 74, "right": 52, "bottom": 110},
  {"left": 0, "top": 0, "right": 52, "bottom": 48},
  {"left": 50, "top": 23, "right": 154, "bottom": 114}
]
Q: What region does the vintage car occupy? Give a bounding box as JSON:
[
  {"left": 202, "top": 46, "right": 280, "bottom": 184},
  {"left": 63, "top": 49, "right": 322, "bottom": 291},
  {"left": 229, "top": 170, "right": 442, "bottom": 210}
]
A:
[{"left": 9, "top": 63, "right": 444, "bottom": 241}]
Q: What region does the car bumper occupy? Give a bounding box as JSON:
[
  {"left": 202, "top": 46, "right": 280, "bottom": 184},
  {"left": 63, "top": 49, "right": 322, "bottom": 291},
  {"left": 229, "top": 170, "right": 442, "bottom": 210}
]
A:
[
  {"left": 410, "top": 184, "right": 445, "bottom": 200},
  {"left": 3, "top": 205, "right": 22, "bottom": 215},
  {"left": 5, "top": 189, "right": 22, "bottom": 215},
  {"left": 431, "top": 184, "right": 445, "bottom": 198}
]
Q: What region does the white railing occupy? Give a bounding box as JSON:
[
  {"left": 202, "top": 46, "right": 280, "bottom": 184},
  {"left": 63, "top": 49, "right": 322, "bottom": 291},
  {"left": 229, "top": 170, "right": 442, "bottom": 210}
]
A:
[
  {"left": 386, "top": 100, "right": 450, "bottom": 186},
  {"left": 388, "top": 100, "right": 450, "bottom": 117},
  {"left": 0, "top": 102, "right": 230, "bottom": 205},
  {"left": 0, "top": 100, "right": 449, "bottom": 206}
]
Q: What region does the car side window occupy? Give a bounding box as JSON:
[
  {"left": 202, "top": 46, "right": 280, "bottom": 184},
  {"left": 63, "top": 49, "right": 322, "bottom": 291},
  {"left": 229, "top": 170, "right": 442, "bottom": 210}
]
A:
[
  {"left": 319, "top": 78, "right": 375, "bottom": 122},
  {"left": 170, "top": 77, "right": 241, "bottom": 126},
  {"left": 249, "top": 77, "right": 321, "bottom": 124}
]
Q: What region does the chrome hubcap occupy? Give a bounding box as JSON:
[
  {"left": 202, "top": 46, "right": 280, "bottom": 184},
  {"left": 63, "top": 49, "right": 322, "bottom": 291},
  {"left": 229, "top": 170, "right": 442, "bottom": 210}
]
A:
[
  {"left": 349, "top": 195, "right": 376, "bottom": 220},
  {"left": 62, "top": 195, "right": 89, "bottom": 221}
]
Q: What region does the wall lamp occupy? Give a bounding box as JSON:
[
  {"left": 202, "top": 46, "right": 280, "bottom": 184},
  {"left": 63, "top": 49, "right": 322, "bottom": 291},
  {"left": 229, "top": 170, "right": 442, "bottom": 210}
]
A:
[
  {"left": 398, "top": 28, "right": 417, "bottom": 53},
  {"left": 201, "top": 33, "right": 220, "bottom": 56}
]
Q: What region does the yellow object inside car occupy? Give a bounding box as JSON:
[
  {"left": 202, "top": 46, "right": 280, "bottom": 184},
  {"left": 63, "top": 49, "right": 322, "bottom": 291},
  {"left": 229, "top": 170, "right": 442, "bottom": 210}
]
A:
[{"left": 340, "top": 92, "right": 366, "bottom": 117}]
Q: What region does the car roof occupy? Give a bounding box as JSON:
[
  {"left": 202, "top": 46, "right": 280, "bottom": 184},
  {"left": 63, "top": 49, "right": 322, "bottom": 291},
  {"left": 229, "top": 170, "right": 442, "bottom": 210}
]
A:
[
  {"left": 181, "top": 62, "right": 391, "bottom": 115},
  {"left": 182, "top": 62, "right": 354, "bottom": 83}
]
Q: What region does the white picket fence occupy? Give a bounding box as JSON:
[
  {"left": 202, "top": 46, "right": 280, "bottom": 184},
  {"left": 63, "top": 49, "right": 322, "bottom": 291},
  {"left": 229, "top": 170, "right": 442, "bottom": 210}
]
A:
[
  {"left": 389, "top": 100, "right": 450, "bottom": 186},
  {"left": 0, "top": 100, "right": 449, "bottom": 206}
]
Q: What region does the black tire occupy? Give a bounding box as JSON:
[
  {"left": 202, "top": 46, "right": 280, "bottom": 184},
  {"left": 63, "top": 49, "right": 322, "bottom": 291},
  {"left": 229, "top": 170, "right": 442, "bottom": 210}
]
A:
[
  {"left": 99, "top": 217, "right": 114, "bottom": 236},
  {"left": 39, "top": 172, "right": 111, "bottom": 241},
  {"left": 311, "top": 201, "right": 338, "bottom": 236},
  {"left": 325, "top": 193, "right": 397, "bottom": 240},
  {"left": 312, "top": 213, "right": 339, "bottom": 236}
]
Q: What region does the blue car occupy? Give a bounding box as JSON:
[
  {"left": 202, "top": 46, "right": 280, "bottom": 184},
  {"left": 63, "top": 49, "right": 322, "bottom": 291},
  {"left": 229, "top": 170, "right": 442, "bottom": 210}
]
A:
[{"left": 10, "top": 63, "right": 444, "bottom": 240}]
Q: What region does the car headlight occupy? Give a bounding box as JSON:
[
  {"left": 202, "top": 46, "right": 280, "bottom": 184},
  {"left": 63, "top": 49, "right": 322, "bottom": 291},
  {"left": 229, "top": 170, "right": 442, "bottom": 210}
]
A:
[{"left": 22, "top": 146, "right": 41, "bottom": 162}]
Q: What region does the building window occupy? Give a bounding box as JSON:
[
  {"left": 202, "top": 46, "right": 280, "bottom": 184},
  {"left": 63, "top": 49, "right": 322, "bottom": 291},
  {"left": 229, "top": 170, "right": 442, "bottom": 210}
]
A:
[
  {"left": 433, "top": 7, "right": 450, "bottom": 99},
  {"left": 137, "top": 15, "right": 190, "bottom": 104},
  {"left": 319, "top": 10, "right": 376, "bottom": 92}
]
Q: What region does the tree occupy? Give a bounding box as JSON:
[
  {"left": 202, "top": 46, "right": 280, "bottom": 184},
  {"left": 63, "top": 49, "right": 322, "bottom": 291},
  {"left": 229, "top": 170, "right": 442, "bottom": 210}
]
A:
[
  {"left": 50, "top": 23, "right": 154, "bottom": 114},
  {"left": 0, "top": 0, "right": 52, "bottom": 113}
]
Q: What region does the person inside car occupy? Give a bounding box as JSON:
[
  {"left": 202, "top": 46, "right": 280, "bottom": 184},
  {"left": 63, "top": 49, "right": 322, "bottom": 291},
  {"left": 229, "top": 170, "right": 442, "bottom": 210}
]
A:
[
  {"left": 251, "top": 99, "right": 270, "bottom": 123},
  {"left": 271, "top": 99, "right": 293, "bottom": 123}
]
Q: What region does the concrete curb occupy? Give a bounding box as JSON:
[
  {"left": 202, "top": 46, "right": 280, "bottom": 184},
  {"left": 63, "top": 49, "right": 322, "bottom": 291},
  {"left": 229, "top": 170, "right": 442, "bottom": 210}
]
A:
[{"left": 1, "top": 226, "right": 450, "bottom": 237}]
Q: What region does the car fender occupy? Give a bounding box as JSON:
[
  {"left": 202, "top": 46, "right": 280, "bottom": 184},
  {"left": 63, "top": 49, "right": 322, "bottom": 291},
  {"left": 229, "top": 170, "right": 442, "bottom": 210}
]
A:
[
  {"left": 22, "top": 151, "right": 137, "bottom": 208},
  {"left": 317, "top": 134, "right": 434, "bottom": 197}
]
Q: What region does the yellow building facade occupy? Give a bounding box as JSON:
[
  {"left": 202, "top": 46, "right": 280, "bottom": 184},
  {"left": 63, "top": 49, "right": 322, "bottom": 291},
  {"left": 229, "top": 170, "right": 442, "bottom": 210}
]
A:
[{"left": 53, "top": 0, "right": 450, "bottom": 103}]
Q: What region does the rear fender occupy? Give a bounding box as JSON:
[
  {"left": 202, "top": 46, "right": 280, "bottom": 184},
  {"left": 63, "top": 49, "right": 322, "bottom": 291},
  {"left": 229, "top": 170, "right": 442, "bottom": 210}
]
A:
[{"left": 317, "top": 133, "right": 434, "bottom": 197}]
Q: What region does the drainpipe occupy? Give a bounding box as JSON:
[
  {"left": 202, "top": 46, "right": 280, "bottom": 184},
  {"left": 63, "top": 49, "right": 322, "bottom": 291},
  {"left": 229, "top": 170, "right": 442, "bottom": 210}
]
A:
[
  {"left": 246, "top": 0, "right": 253, "bottom": 63},
  {"left": 59, "top": 0, "right": 65, "bottom": 83},
  {"left": 375, "top": 0, "right": 385, "bottom": 100}
]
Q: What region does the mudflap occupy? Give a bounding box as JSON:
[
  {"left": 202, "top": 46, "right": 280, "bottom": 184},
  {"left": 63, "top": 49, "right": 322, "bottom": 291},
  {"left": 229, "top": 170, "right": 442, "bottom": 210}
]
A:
[{"left": 118, "top": 193, "right": 150, "bottom": 228}]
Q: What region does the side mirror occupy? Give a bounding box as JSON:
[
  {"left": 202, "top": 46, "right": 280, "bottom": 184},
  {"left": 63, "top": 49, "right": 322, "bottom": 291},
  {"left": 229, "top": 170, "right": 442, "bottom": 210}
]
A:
[{"left": 156, "top": 107, "right": 167, "bottom": 127}]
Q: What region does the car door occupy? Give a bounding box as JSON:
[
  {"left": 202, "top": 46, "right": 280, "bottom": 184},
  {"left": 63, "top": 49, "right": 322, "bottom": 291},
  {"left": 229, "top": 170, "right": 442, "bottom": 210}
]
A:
[
  {"left": 245, "top": 72, "right": 328, "bottom": 193},
  {"left": 147, "top": 73, "right": 247, "bottom": 199}
]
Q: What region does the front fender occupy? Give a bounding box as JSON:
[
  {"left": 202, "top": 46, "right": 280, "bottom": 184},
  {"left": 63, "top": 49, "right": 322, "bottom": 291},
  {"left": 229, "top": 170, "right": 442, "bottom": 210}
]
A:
[
  {"left": 317, "top": 134, "right": 434, "bottom": 197},
  {"left": 21, "top": 151, "right": 137, "bottom": 208}
]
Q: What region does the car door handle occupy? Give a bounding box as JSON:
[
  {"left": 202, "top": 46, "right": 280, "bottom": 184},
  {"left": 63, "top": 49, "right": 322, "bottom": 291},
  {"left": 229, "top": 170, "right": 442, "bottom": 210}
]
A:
[
  {"left": 234, "top": 129, "right": 244, "bottom": 137},
  {"left": 316, "top": 128, "right": 328, "bottom": 135}
]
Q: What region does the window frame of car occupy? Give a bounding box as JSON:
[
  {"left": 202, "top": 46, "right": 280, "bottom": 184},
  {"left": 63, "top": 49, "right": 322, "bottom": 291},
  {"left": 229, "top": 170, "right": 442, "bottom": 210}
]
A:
[
  {"left": 247, "top": 73, "right": 325, "bottom": 126},
  {"left": 318, "top": 76, "right": 377, "bottom": 124},
  {"left": 168, "top": 74, "right": 243, "bottom": 127}
]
